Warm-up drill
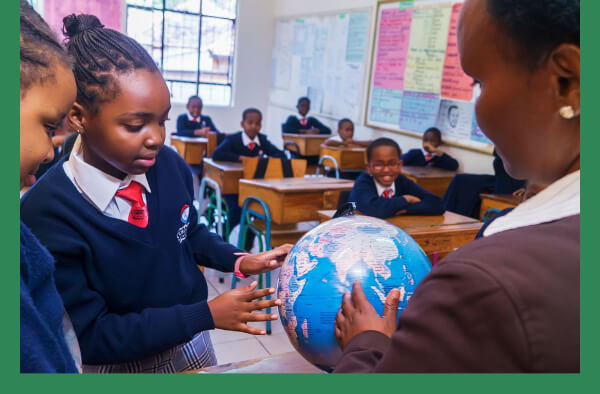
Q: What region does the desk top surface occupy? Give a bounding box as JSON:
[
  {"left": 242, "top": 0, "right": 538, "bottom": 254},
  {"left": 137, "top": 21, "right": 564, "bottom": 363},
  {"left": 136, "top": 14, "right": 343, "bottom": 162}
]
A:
[
  {"left": 318, "top": 210, "right": 480, "bottom": 229},
  {"left": 282, "top": 133, "right": 330, "bottom": 140},
  {"left": 401, "top": 165, "right": 457, "bottom": 178},
  {"left": 203, "top": 158, "right": 243, "bottom": 171},
  {"left": 239, "top": 177, "right": 354, "bottom": 192},
  {"left": 170, "top": 135, "right": 208, "bottom": 143},
  {"left": 186, "top": 351, "right": 323, "bottom": 374},
  {"left": 480, "top": 193, "right": 521, "bottom": 205},
  {"left": 319, "top": 144, "right": 366, "bottom": 153}
]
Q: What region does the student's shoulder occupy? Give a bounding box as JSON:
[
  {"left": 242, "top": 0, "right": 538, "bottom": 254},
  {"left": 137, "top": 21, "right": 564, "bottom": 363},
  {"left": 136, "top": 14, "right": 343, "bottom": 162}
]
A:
[
  {"left": 223, "top": 131, "right": 242, "bottom": 141},
  {"left": 21, "top": 159, "right": 70, "bottom": 203},
  {"left": 284, "top": 115, "right": 297, "bottom": 122},
  {"left": 353, "top": 172, "right": 375, "bottom": 187},
  {"left": 176, "top": 113, "right": 187, "bottom": 121}
]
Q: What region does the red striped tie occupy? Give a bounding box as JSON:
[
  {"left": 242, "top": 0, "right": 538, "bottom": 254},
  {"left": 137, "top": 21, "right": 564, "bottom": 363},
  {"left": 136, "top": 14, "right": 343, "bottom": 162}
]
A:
[
  {"left": 300, "top": 117, "right": 307, "bottom": 127},
  {"left": 115, "top": 181, "right": 149, "bottom": 228},
  {"left": 382, "top": 189, "right": 393, "bottom": 199},
  {"left": 248, "top": 142, "right": 256, "bottom": 151},
  {"left": 425, "top": 153, "right": 433, "bottom": 162}
]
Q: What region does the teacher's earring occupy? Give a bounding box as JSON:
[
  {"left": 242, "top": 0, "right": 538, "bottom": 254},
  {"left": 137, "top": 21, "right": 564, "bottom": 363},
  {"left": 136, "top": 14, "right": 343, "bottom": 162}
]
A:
[{"left": 559, "top": 106, "right": 576, "bottom": 120}]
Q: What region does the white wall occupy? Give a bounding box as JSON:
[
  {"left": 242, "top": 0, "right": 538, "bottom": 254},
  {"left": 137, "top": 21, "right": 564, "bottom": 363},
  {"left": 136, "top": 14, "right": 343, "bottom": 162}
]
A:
[{"left": 165, "top": 0, "right": 276, "bottom": 141}]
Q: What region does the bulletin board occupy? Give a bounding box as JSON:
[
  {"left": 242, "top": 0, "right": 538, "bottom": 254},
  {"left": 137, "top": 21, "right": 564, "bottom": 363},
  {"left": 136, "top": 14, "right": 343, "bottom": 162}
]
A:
[
  {"left": 269, "top": 8, "right": 372, "bottom": 121},
  {"left": 365, "top": 0, "right": 493, "bottom": 153}
]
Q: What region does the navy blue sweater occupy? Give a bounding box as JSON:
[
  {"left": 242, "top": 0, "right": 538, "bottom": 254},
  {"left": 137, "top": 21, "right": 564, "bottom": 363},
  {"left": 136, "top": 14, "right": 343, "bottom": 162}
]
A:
[
  {"left": 176, "top": 113, "right": 220, "bottom": 137},
  {"left": 212, "top": 131, "right": 284, "bottom": 162},
  {"left": 20, "top": 147, "right": 242, "bottom": 364},
  {"left": 401, "top": 148, "right": 459, "bottom": 171},
  {"left": 281, "top": 115, "right": 331, "bottom": 135},
  {"left": 20, "top": 222, "right": 77, "bottom": 373},
  {"left": 349, "top": 172, "right": 445, "bottom": 218}
]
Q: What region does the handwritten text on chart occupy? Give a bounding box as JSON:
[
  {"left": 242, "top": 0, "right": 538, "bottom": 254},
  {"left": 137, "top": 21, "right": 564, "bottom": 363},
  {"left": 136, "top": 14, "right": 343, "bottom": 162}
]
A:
[{"left": 441, "top": 3, "right": 474, "bottom": 101}]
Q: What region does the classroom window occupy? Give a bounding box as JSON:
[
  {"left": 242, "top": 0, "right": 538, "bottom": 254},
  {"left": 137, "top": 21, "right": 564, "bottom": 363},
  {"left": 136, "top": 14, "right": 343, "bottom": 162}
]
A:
[{"left": 126, "top": 0, "right": 237, "bottom": 106}]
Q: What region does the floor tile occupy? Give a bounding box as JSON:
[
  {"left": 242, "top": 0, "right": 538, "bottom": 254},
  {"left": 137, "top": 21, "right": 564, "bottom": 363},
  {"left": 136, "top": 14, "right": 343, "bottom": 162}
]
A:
[
  {"left": 255, "top": 333, "right": 296, "bottom": 356},
  {"left": 213, "top": 338, "right": 269, "bottom": 365}
]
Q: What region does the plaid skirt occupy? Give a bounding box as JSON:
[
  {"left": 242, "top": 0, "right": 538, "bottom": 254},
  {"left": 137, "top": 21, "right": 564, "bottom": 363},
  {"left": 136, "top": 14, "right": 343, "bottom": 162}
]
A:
[{"left": 82, "top": 330, "right": 217, "bottom": 373}]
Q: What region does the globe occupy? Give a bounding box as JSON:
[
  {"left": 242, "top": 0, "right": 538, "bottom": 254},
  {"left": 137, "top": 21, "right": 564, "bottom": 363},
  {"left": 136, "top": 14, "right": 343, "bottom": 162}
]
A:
[{"left": 277, "top": 214, "right": 432, "bottom": 372}]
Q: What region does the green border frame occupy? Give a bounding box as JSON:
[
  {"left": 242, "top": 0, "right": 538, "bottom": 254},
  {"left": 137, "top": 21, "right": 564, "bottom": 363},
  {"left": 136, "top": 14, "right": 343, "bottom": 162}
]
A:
[{"left": 4, "top": 0, "right": 595, "bottom": 391}]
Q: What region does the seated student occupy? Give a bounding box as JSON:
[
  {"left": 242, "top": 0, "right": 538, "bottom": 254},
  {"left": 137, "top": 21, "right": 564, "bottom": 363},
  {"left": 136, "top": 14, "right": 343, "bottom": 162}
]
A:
[
  {"left": 324, "top": 119, "right": 371, "bottom": 147},
  {"left": 443, "top": 149, "right": 524, "bottom": 218},
  {"left": 212, "top": 108, "right": 284, "bottom": 162},
  {"left": 281, "top": 97, "right": 332, "bottom": 135},
  {"left": 19, "top": 0, "right": 79, "bottom": 373},
  {"left": 349, "top": 138, "right": 445, "bottom": 219},
  {"left": 212, "top": 108, "right": 284, "bottom": 228},
  {"left": 401, "top": 127, "right": 459, "bottom": 171},
  {"left": 21, "top": 14, "right": 290, "bottom": 373},
  {"left": 176, "top": 95, "right": 220, "bottom": 137}
]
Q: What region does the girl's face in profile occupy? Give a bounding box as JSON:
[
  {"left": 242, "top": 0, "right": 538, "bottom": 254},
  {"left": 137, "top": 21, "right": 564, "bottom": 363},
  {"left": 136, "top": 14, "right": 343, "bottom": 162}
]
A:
[
  {"left": 76, "top": 70, "right": 171, "bottom": 179},
  {"left": 458, "top": 0, "right": 580, "bottom": 184},
  {"left": 20, "top": 63, "right": 76, "bottom": 189}
]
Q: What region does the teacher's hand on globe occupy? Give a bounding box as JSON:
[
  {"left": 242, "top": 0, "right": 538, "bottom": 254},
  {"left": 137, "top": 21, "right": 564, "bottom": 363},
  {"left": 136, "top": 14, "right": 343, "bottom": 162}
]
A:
[
  {"left": 334, "top": 281, "right": 401, "bottom": 350},
  {"left": 208, "top": 281, "right": 281, "bottom": 335},
  {"left": 239, "top": 244, "right": 293, "bottom": 276}
]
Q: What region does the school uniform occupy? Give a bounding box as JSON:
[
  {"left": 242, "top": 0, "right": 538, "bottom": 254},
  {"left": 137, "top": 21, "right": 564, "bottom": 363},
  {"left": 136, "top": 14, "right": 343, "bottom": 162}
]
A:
[
  {"left": 20, "top": 139, "right": 245, "bottom": 371},
  {"left": 20, "top": 222, "right": 78, "bottom": 373},
  {"left": 401, "top": 148, "right": 459, "bottom": 171},
  {"left": 348, "top": 172, "right": 445, "bottom": 218},
  {"left": 176, "top": 113, "right": 220, "bottom": 137},
  {"left": 281, "top": 115, "right": 332, "bottom": 135},
  {"left": 335, "top": 170, "right": 579, "bottom": 373},
  {"left": 443, "top": 150, "right": 524, "bottom": 218},
  {"left": 212, "top": 131, "right": 284, "bottom": 162}
]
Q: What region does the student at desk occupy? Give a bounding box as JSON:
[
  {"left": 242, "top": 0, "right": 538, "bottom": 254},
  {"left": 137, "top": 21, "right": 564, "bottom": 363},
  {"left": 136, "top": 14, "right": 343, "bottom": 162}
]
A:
[
  {"left": 401, "top": 127, "right": 459, "bottom": 171},
  {"left": 349, "top": 138, "right": 444, "bottom": 219},
  {"left": 324, "top": 119, "right": 371, "bottom": 148},
  {"left": 212, "top": 108, "right": 284, "bottom": 227},
  {"left": 281, "top": 97, "right": 331, "bottom": 135},
  {"left": 176, "top": 95, "right": 220, "bottom": 137}
]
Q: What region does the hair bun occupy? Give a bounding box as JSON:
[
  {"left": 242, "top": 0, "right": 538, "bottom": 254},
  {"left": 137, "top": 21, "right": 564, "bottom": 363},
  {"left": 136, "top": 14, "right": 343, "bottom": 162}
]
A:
[{"left": 62, "top": 14, "right": 104, "bottom": 38}]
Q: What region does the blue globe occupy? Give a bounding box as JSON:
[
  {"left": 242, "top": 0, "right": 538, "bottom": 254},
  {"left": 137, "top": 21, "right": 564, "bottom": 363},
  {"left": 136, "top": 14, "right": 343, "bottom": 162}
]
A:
[{"left": 277, "top": 215, "right": 432, "bottom": 371}]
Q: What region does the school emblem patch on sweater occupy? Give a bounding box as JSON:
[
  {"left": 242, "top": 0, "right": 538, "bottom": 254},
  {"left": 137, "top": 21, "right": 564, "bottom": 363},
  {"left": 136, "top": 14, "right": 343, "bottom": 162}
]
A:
[{"left": 177, "top": 204, "right": 190, "bottom": 243}]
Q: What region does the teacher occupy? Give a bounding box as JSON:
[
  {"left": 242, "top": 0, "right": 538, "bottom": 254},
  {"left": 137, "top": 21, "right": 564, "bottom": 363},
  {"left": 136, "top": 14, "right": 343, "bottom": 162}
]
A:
[{"left": 333, "top": 0, "right": 580, "bottom": 372}]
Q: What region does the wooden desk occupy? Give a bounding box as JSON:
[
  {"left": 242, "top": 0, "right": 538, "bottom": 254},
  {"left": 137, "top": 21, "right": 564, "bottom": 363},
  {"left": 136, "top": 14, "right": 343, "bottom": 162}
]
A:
[
  {"left": 282, "top": 134, "right": 329, "bottom": 156},
  {"left": 401, "top": 166, "right": 457, "bottom": 197},
  {"left": 202, "top": 159, "right": 243, "bottom": 195},
  {"left": 255, "top": 221, "right": 320, "bottom": 248},
  {"left": 479, "top": 193, "right": 520, "bottom": 219},
  {"left": 170, "top": 136, "right": 208, "bottom": 165},
  {"left": 319, "top": 145, "right": 367, "bottom": 171},
  {"left": 185, "top": 351, "right": 323, "bottom": 374},
  {"left": 317, "top": 210, "right": 482, "bottom": 264},
  {"left": 238, "top": 178, "right": 354, "bottom": 224}
]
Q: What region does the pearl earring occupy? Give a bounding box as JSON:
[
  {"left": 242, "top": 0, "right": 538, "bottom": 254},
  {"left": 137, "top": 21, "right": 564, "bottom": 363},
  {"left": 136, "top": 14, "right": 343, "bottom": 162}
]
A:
[{"left": 559, "top": 106, "right": 576, "bottom": 120}]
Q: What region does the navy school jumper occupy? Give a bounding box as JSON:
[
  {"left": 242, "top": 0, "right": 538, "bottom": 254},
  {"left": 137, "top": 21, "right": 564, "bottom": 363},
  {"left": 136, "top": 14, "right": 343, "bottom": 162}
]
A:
[
  {"left": 281, "top": 115, "right": 332, "bottom": 135},
  {"left": 349, "top": 172, "right": 445, "bottom": 219},
  {"left": 20, "top": 147, "right": 242, "bottom": 365},
  {"left": 212, "top": 131, "right": 284, "bottom": 162},
  {"left": 176, "top": 113, "right": 220, "bottom": 137},
  {"left": 401, "top": 148, "right": 459, "bottom": 171}
]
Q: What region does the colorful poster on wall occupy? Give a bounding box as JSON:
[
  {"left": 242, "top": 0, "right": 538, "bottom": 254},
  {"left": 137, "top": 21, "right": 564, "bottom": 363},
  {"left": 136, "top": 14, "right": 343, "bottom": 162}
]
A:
[
  {"left": 399, "top": 91, "right": 440, "bottom": 133},
  {"left": 373, "top": 6, "right": 414, "bottom": 91},
  {"left": 403, "top": 4, "right": 452, "bottom": 93},
  {"left": 44, "top": 0, "right": 122, "bottom": 35},
  {"left": 370, "top": 88, "right": 403, "bottom": 124},
  {"left": 441, "top": 3, "right": 473, "bottom": 101},
  {"left": 345, "top": 11, "right": 370, "bottom": 63}
]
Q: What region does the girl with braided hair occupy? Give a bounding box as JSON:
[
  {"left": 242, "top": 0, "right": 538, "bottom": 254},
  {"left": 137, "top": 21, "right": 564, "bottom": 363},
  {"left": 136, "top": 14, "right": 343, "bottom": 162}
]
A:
[
  {"left": 21, "top": 13, "right": 291, "bottom": 372},
  {"left": 19, "top": 0, "right": 79, "bottom": 372}
]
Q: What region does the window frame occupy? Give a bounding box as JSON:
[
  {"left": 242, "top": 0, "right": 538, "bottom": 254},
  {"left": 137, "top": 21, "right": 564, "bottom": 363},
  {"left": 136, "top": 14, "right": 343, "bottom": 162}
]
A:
[{"left": 125, "top": 0, "right": 237, "bottom": 106}]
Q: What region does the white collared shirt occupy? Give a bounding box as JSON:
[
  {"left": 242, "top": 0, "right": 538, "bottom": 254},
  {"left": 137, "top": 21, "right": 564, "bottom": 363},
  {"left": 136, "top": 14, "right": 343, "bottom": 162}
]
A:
[
  {"left": 422, "top": 148, "right": 437, "bottom": 159},
  {"left": 63, "top": 136, "right": 152, "bottom": 222},
  {"left": 374, "top": 177, "right": 396, "bottom": 198},
  {"left": 327, "top": 135, "right": 343, "bottom": 143},
  {"left": 187, "top": 113, "right": 203, "bottom": 124},
  {"left": 484, "top": 170, "right": 580, "bottom": 237},
  {"left": 241, "top": 131, "right": 260, "bottom": 148}
]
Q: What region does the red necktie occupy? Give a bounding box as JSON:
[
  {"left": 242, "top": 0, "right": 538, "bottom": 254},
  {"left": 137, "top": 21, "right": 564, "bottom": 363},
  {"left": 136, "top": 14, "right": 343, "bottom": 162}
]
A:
[
  {"left": 193, "top": 117, "right": 198, "bottom": 123},
  {"left": 300, "top": 117, "right": 307, "bottom": 127},
  {"left": 382, "top": 189, "right": 393, "bottom": 199},
  {"left": 115, "top": 181, "right": 149, "bottom": 228},
  {"left": 248, "top": 142, "right": 256, "bottom": 151},
  {"left": 425, "top": 153, "right": 433, "bottom": 162}
]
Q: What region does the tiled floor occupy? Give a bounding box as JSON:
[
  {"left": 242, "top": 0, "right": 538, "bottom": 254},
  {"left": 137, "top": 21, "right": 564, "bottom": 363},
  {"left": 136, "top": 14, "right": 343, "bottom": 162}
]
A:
[{"left": 203, "top": 268, "right": 297, "bottom": 366}]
